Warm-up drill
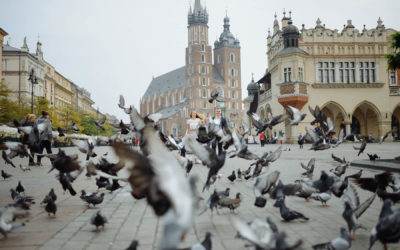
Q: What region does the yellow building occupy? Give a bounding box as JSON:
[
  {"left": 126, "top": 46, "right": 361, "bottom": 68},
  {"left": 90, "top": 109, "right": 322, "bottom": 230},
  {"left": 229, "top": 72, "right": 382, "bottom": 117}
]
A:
[
  {"left": 54, "top": 71, "right": 73, "bottom": 121},
  {"left": 253, "top": 13, "right": 400, "bottom": 142},
  {"left": 44, "top": 61, "right": 56, "bottom": 108}
]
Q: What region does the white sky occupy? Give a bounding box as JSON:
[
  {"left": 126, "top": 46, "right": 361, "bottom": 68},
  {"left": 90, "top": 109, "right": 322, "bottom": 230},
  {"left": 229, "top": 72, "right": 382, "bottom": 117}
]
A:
[{"left": 1, "top": 0, "right": 399, "bottom": 120}]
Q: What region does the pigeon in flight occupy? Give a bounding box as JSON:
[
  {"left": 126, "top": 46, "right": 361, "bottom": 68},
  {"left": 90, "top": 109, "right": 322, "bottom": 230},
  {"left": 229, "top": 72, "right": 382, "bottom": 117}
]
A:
[
  {"left": 208, "top": 89, "right": 225, "bottom": 103},
  {"left": 287, "top": 105, "right": 306, "bottom": 125}
]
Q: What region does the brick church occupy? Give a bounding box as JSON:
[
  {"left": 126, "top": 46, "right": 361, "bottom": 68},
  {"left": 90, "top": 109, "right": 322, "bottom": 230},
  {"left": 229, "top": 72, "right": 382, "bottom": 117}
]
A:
[{"left": 140, "top": 0, "right": 243, "bottom": 137}]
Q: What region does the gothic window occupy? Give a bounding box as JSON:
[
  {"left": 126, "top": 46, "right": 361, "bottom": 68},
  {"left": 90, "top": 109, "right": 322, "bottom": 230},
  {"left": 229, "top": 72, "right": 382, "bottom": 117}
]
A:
[
  {"left": 202, "top": 78, "right": 206, "bottom": 86},
  {"left": 194, "top": 26, "right": 198, "bottom": 41},
  {"left": 202, "top": 89, "right": 207, "bottom": 98},
  {"left": 230, "top": 53, "right": 235, "bottom": 63},
  {"left": 201, "top": 54, "right": 205, "bottom": 63},
  {"left": 231, "top": 68, "right": 235, "bottom": 77},
  {"left": 201, "top": 44, "right": 205, "bottom": 51},
  {"left": 201, "top": 66, "right": 205, "bottom": 74},
  {"left": 231, "top": 91, "right": 235, "bottom": 99},
  {"left": 231, "top": 79, "right": 235, "bottom": 87},
  {"left": 232, "top": 102, "right": 235, "bottom": 109}
]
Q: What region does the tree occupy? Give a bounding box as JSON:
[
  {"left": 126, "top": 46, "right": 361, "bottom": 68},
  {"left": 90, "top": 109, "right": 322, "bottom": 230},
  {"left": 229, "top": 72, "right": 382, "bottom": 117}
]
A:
[
  {"left": 0, "top": 85, "right": 29, "bottom": 124},
  {"left": 385, "top": 31, "right": 400, "bottom": 70}
]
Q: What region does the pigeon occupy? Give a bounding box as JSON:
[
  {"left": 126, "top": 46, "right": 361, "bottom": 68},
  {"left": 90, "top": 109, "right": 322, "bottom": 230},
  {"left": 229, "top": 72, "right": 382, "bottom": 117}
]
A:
[
  {"left": 306, "top": 127, "right": 330, "bottom": 151},
  {"left": 367, "top": 153, "right": 380, "bottom": 161},
  {"left": 208, "top": 89, "right": 225, "bottom": 103},
  {"left": 188, "top": 138, "right": 226, "bottom": 192},
  {"left": 180, "top": 232, "right": 212, "bottom": 250},
  {"left": 309, "top": 105, "right": 326, "bottom": 125},
  {"left": 198, "top": 188, "right": 230, "bottom": 216},
  {"left": 41, "top": 188, "right": 57, "bottom": 205},
  {"left": 118, "top": 95, "right": 131, "bottom": 114},
  {"left": 83, "top": 193, "right": 105, "bottom": 207},
  {"left": 45, "top": 198, "right": 57, "bottom": 217},
  {"left": 287, "top": 105, "right": 306, "bottom": 125},
  {"left": 352, "top": 171, "right": 392, "bottom": 194},
  {"left": 48, "top": 149, "right": 82, "bottom": 174},
  {"left": 312, "top": 171, "right": 336, "bottom": 193},
  {"left": 237, "top": 168, "right": 242, "bottom": 180},
  {"left": 332, "top": 128, "right": 345, "bottom": 148},
  {"left": 96, "top": 177, "right": 110, "bottom": 190},
  {"left": 10, "top": 189, "right": 35, "bottom": 209},
  {"left": 253, "top": 171, "right": 280, "bottom": 207},
  {"left": 229, "top": 131, "right": 258, "bottom": 160},
  {"left": 353, "top": 139, "right": 367, "bottom": 156},
  {"left": 330, "top": 164, "right": 348, "bottom": 177},
  {"left": 295, "top": 180, "right": 318, "bottom": 202},
  {"left": 126, "top": 240, "right": 139, "bottom": 250},
  {"left": 2, "top": 170, "right": 12, "bottom": 180},
  {"left": 218, "top": 193, "right": 242, "bottom": 213},
  {"left": 19, "top": 164, "right": 31, "bottom": 172},
  {"left": 247, "top": 112, "right": 270, "bottom": 135},
  {"left": 2, "top": 151, "right": 16, "bottom": 168},
  {"left": 345, "top": 170, "right": 363, "bottom": 179},
  {"left": 313, "top": 227, "right": 351, "bottom": 250},
  {"left": 16, "top": 181, "right": 25, "bottom": 194},
  {"left": 331, "top": 154, "right": 350, "bottom": 167},
  {"left": 311, "top": 191, "right": 332, "bottom": 206},
  {"left": 330, "top": 177, "right": 349, "bottom": 198},
  {"left": 300, "top": 158, "right": 315, "bottom": 178},
  {"left": 379, "top": 130, "right": 392, "bottom": 144},
  {"left": 227, "top": 171, "right": 236, "bottom": 182},
  {"left": 72, "top": 138, "right": 97, "bottom": 160},
  {"left": 274, "top": 197, "right": 309, "bottom": 222},
  {"left": 369, "top": 200, "right": 400, "bottom": 250},
  {"left": 0, "top": 205, "right": 26, "bottom": 238},
  {"left": 91, "top": 211, "right": 107, "bottom": 232},
  {"left": 59, "top": 173, "right": 77, "bottom": 196},
  {"left": 341, "top": 185, "right": 376, "bottom": 239},
  {"left": 95, "top": 115, "right": 106, "bottom": 130}
]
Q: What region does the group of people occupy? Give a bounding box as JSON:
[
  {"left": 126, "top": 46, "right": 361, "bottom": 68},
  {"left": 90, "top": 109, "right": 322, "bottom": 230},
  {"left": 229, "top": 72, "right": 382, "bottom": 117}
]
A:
[
  {"left": 184, "top": 107, "right": 226, "bottom": 155},
  {"left": 298, "top": 122, "right": 325, "bottom": 148},
  {"left": 21, "top": 111, "right": 53, "bottom": 166}
]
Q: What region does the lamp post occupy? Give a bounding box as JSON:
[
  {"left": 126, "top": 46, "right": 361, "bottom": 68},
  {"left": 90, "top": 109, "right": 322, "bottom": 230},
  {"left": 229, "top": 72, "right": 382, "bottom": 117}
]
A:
[{"left": 28, "top": 68, "right": 38, "bottom": 114}]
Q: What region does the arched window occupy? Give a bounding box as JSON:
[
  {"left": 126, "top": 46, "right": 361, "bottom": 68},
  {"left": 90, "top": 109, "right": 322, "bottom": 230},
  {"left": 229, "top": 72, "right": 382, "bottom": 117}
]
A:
[
  {"left": 201, "top": 66, "right": 205, "bottom": 74},
  {"left": 202, "top": 78, "right": 206, "bottom": 86},
  {"left": 231, "top": 69, "right": 235, "bottom": 77},
  {"left": 230, "top": 53, "right": 235, "bottom": 63},
  {"left": 201, "top": 44, "right": 205, "bottom": 51},
  {"left": 202, "top": 89, "right": 207, "bottom": 98},
  {"left": 201, "top": 54, "right": 205, "bottom": 63}
]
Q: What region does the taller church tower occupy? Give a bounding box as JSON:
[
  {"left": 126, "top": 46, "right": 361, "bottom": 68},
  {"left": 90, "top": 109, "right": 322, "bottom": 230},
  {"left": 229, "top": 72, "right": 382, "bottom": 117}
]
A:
[{"left": 186, "top": 0, "right": 214, "bottom": 116}]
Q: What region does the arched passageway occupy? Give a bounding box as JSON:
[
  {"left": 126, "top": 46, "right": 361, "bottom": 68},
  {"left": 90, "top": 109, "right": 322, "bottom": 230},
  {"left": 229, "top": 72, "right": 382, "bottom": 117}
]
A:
[
  {"left": 321, "top": 101, "right": 347, "bottom": 135},
  {"left": 352, "top": 101, "right": 381, "bottom": 138}
]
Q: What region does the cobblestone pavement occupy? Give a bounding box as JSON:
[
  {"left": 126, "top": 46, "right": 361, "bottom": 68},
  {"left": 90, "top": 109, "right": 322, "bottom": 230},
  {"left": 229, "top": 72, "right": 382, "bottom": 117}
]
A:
[{"left": 0, "top": 142, "right": 400, "bottom": 250}]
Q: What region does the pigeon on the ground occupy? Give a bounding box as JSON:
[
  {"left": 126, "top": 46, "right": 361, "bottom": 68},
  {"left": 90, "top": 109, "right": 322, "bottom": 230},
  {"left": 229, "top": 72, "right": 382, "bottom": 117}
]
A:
[
  {"left": 10, "top": 189, "right": 35, "bottom": 209},
  {"left": 218, "top": 193, "right": 242, "bottom": 213},
  {"left": 16, "top": 181, "right": 24, "bottom": 194},
  {"left": 311, "top": 191, "right": 332, "bottom": 206},
  {"left": 1, "top": 170, "right": 12, "bottom": 180},
  {"left": 91, "top": 211, "right": 107, "bottom": 232},
  {"left": 19, "top": 164, "right": 31, "bottom": 172},
  {"left": 180, "top": 232, "right": 212, "bottom": 250},
  {"left": 45, "top": 198, "right": 57, "bottom": 217},
  {"left": 313, "top": 227, "right": 351, "bottom": 250},
  {"left": 274, "top": 197, "right": 309, "bottom": 222},
  {"left": 41, "top": 188, "right": 57, "bottom": 205},
  {"left": 367, "top": 153, "right": 380, "bottom": 161},
  {"left": 125, "top": 240, "right": 139, "bottom": 250},
  {"left": 237, "top": 168, "right": 242, "bottom": 180},
  {"left": 83, "top": 193, "right": 105, "bottom": 207},
  {"left": 198, "top": 188, "right": 230, "bottom": 216},
  {"left": 0, "top": 205, "right": 26, "bottom": 237},
  {"left": 227, "top": 171, "right": 236, "bottom": 182},
  {"left": 253, "top": 171, "right": 280, "bottom": 207}
]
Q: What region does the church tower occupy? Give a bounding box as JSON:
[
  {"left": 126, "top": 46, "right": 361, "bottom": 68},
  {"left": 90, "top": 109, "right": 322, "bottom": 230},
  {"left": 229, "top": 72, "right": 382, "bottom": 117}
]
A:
[
  {"left": 213, "top": 15, "right": 242, "bottom": 121},
  {"left": 186, "top": 0, "right": 214, "bottom": 116}
]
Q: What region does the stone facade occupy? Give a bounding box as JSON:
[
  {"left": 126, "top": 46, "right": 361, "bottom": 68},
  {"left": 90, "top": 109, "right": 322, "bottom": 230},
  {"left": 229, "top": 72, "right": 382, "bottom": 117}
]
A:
[
  {"left": 140, "top": 0, "right": 243, "bottom": 137},
  {"left": 255, "top": 12, "right": 400, "bottom": 143},
  {"left": 0, "top": 28, "right": 7, "bottom": 86}
]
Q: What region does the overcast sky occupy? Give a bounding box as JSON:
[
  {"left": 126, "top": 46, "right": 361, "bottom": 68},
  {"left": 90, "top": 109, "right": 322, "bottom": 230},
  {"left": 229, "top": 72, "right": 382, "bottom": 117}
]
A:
[{"left": 1, "top": 0, "right": 399, "bottom": 120}]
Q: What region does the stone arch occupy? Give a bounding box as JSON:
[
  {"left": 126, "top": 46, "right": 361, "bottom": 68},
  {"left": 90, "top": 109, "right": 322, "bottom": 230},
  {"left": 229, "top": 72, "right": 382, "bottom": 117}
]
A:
[
  {"left": 352, "top": 101, "right": 381, "bottom": 138},
  {"left": 259, "top": 107, "right": 265, "bottom": 120},
  {"left": 321, "top": 101, "right": 348, "bottom": 135},
  {"left": 265, "top": 104, "right": 272, "bottom": 121},
  {"left": 392, "top": 104, "right": 400, "bottom": 140}
]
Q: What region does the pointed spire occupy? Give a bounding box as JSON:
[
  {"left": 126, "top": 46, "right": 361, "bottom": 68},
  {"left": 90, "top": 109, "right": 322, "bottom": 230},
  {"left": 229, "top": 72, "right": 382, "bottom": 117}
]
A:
[
  {"left": 194, "top": 0, "right": 202, "bottom": 13},
  {"left": 289, "top": 10, "right": 292, "bottom": 18},
  {"left": 377, "top": 17, "right": 384, "bottom": 29},
  {"left": 283, "top": 8, "right": 286, "bottom": 18},
  {"left": 315, "top": 18, "right": 323, "bottom": 28},
  {"left": 251, "top": 73, "right": 254, "bottom": 82}
]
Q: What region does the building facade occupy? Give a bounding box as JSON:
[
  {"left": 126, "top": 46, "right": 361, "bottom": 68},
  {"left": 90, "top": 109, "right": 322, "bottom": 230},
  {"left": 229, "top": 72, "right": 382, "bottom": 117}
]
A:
[
  {"left": 140, "top": 0, "right": 243, "bottom": 137},
  {"left": 253, "top": 12, "right": 400, "bottom": 143},
  {"left": 0, "top": 28, "right": 8, "bottom": 86}
]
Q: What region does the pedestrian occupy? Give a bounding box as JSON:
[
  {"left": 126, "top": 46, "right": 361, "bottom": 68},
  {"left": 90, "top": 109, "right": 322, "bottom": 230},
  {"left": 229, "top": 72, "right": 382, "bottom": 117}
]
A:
[
  {"left": 36, "top": 111, "right": 53, "bottom": 166},
  {"left": 298, "top": 133, "right": 304, "bottom": 149},
  {"left": 210, "top": 107, "right": 226, "bottom": 155},
  {"left": 315, "top": 122, "right": 324, "bottom": 138},
  {"left": 184, "top": 110, "right": 204, "bottom": 163},
  {"left": 259, "top": 133, "right": 265, "bottom": 147},
  {"left": 22, "top": 114, "right": 36, "bottom": 166},
  {"left": 132, "top": 137, "right": 136, "bottom": 148}
]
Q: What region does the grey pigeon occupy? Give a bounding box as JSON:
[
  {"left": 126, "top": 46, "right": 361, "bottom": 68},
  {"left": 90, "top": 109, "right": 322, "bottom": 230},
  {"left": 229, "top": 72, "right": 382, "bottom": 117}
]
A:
[
  {"left": 313, "top": 227, "right": 351, "bottom": 250},
  {"left": 91, "top": 211, "right": 107, "bottom": 232}
]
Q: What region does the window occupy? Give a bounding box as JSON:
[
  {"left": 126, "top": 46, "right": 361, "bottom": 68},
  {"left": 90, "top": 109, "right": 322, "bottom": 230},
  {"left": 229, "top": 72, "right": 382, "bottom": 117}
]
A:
[
  {"left": 390, "top": 71, "right": 397, "bottom": 85},
  {"left": 232, "top": 102, "right": 235, "bottom": 109},
  {"left": 202, "top": 78, "right": 206, "bottom": 86},
  {"left": 230, "top": 53, "right": 235, "bottom": 63},
  {"left": 231, "top": 69, "right": 235, "bottom": 77},
  {"left": 217, "top": 55, "right": 221, "bottom": 64},
  {"left": 284, "top": 67, "right": 292, "bottom": 82},
  {"left": 201, "top": 66, "right": 205, "bottom": 74},
  {"left": 188, "top": 55, "right": 191, "bottom": 65},
  {"left": 202, "top": 89, "right": 207, "bottom": 98},
  {"left": 201, "top": 54, "right": 205, "bottom": 63},
  {"left": 359, "top": 62, "right": 376, "bottom": 83},
  {"left": 201, "top": 44, "right": 205, "bottom": 51},
  {"left": 298, "top": 67, "right": 303, "bottom": 81},
  {"left": 194, "top": 26, "right": 198, "bottom": 41},
  {"left": 231, "top": 79, "right": 235, "bottom": 87},
  {"left": 203, "top": 102, "right": 207, "bottom": 108},
  {"left": 317, "top": 62, "right": 335, "bottom": 83},
  {"left": 231, "top": 91, "right": 235, "bottom": 99}
]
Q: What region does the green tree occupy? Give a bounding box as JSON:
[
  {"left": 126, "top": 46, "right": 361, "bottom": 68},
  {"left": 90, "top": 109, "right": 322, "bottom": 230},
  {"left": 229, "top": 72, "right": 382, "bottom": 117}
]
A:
[
  {"left": 0, "top": 85, "right": 29, "bottom": 124},
  {"left": 385, "top": 31, "right": 400, "bottom": 70}
]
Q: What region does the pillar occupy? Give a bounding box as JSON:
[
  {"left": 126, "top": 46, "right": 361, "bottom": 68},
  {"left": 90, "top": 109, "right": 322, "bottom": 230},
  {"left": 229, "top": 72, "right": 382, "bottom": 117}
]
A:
[
  {"left": 378, "top": 119, "right": 392, "bottom": 140},
  {"left": 345, "top": 124, "right": 351, "bottom": 136},
  {"left": 288, "top": 125, "right": 297, "bottom": 144}
]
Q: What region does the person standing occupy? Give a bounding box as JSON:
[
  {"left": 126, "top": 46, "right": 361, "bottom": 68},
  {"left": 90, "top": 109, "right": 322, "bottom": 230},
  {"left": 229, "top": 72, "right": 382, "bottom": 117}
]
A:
[
  {"left": 298, "top": 133, "right": 304, "bottom": 149},
  {"left": 36, "top": 111, "right": 53, "bottom": 166},
  {"left": 210, "top": 108, "right": 226, "bottom": 155},
  {"left": 22, "top": 114, "right": 36, "bottom": 166},
  {"left": 184, "top": 110, "right": 204, "bottom": 143},
  {"left": 259, "top": 133, "right": 265, "bottom": 147}
]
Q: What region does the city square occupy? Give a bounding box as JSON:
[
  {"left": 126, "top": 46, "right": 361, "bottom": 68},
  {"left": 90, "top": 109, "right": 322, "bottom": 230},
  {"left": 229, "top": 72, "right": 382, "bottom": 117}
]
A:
[{"left": 1, "top": 0, "right": 400, "bottom": 249}]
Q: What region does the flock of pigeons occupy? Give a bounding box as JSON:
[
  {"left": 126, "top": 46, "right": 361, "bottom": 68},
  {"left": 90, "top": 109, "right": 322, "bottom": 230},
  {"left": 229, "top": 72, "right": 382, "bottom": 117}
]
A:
[{"left": 0, "top": 92, "right": 399, "bottom": 250}]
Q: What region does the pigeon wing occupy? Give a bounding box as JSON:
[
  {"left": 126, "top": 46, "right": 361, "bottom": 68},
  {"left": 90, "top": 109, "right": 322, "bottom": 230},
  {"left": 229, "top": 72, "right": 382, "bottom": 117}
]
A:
[{"left": 354, "top": 193, "right": 376, "bottom": 219}]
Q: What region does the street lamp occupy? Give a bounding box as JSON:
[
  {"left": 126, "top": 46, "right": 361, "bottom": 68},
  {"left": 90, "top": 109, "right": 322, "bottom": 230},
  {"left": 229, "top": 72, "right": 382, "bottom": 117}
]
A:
[{"left": 28, "top": 68, "right": 38, "bottom": 114}]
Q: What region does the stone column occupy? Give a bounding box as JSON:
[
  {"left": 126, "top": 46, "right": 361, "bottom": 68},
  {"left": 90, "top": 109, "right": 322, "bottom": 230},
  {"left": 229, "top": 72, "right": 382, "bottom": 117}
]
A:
[
  {"left": 345, "top": 124, "right": 351, "bottom": 136},
  {"left": 290, "top": 125, "right": 297, "bottom": 144},
  {"left": 378, "top": 119, "right": 392, "bottom": 140}
]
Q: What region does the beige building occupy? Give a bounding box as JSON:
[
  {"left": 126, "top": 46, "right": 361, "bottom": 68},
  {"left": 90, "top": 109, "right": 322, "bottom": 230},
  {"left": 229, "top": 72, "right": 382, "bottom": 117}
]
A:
[
  {"left": 44, "top": 61, "right": 56, "bottom": 107},
  {"left": 2, "top": 38, "right": 45, "bottom": 105},
  {"left": 140, "top": 0, "right": 243, "bottom": 137},
  {"left": 252, "top": 13, "right": 400, "bottom": 143},
  {"left": 0, "top": 28, "right": 8, "bottom": 86}
]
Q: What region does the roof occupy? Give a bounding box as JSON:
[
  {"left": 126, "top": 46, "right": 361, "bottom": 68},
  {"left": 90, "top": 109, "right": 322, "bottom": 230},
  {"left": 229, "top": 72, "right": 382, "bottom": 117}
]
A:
[
  {"left": 2, "top": 43, "right": 21, "bottom": 52},
  {"left": 275, "top": 47, "right": 308, "bottom": 57},
  {"left": 212, "top": 66, "right": 225, "bottom": 83},
  {"left": 158, "top": 103, "right": 185, "bottom": 120},
  {"left": 143, "top": 66, "right": 186, "bottom": 98}
]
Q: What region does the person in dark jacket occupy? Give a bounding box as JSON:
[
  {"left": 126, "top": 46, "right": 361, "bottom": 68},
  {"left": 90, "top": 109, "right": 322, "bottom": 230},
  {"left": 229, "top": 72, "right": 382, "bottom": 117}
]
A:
[
  {"left": 210, "top": 108, "right": 226, "bottom": 155},
  {"left": 36, "top": 111, "right": 53, "bottom": 166},
  {"left": 22, "top": 114, "right": 36, "bottom": 166}
]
